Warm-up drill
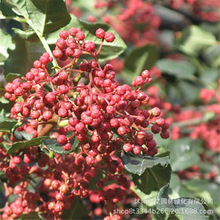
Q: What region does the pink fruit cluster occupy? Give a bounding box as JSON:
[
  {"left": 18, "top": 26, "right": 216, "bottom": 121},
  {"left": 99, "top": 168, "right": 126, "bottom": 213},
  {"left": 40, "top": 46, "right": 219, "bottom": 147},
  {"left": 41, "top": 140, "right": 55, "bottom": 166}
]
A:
[
  {"left": 168, "top": 0, "right": 219, "bottom": 22},
  {"left": 1, "top": 27, "right": 169, "bottom": 219}
]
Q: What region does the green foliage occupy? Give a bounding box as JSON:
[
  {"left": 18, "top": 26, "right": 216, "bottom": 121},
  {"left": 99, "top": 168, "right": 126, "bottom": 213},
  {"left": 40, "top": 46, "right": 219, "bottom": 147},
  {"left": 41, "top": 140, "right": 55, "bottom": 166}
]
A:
[
  {"left": 0, "top": 0, "right": 218, "bottom": 219},
  {"left": 157, "top": 185, "right": 208, "bottom": 220},
  {"left": 20, "top": 212, "right": 45, "bottom": 220},
  {"left": 0, "top": 29, "right": 14, "bottom": 65},
  {"left": 203, "top": 45, "right": 220, "bottom": 68},
  {"left": 200, "top": 69, "right": 219, "bottom": 86},
  {"left": 1, "top": 0, "right": 70, "bottom": 36},
  {"left": 0, "top": 110, "right": 17, "bottom": 133},
  {"left": 25, "top": 0, "right": 71, "bottom": 36},
  {"left": 5, "top": 136, "right": 49, "bottom": 154},
  {"left": 167, "top": 138, "right": 200, "bottom": 172},
  {"left": 0, "top": 120, "right": 17, "bottom": 133},
  {"left": 0, "top": 0, "right": 18, "bottom": 18},
  {"left": 156, "top": 59, "right": 196, "bottom": 81},
  {"left": 122, "top": 152, "right": 171, "bottom": 203},
  {"left": 122, "top": 152, "right": 170, "bottom": 176},
  {"left": 178, "top": 179, "right": 220, "bottom": 216},
  {"left": 5, "top": 73, "right": 21, "bottom": 82},
  {"left": 1, "top": 0, "right": 127, "bottom": 67},
  {"left": 132, "top": 164, "right": 171, "bottom": 194},
  {"left": 4, "top": 34, "right": 44, "bottom": 76},
  {"left": 42, "top": 138, "right": 80, "bottom": 154},
  {"left": 123, "top": 44, "right": 159, "bottom": 82},
  {"left": 130, "top": 186, "right": 158, "bottom": 207},
  {"left": 12, "top": 28, "right": 38, "bottom": 41},
  {"left": 1, "top": 0, "right": 71, "bottom": 68},
  {"left": 13, "top": 130, "right": 33, "bottom": 141},
  {"left": 176, "top": 25, "right": 217, "bottom": 56},
  {"left": 62, "top": 197, "right": 89, "bottom": 219}
]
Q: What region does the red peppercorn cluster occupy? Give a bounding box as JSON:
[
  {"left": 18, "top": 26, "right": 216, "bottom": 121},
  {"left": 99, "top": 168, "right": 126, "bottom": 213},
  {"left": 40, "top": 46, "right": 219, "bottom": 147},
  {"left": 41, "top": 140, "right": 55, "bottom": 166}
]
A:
[
  {"left": 1, "top": 27, "right": 170, "bottom": 219},
  {"left": 52, "top": 27, "right": 115, "bottom": 62},
  {"left": 200, "top": 88, "right": 216, "bottom": 103},
  {"left": 4, "top": 27, "right": 169, "bottom": 154},
  {"left": 0, "top": 141, "right": 132, "bottom": 219}
]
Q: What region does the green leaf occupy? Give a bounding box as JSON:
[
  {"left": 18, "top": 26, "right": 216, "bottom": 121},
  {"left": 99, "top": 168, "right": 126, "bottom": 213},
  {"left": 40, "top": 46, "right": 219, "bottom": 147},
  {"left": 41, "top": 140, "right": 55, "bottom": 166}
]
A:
[
  {"left": 122, "top": 152, "right": 170, "bottom": 176},
  {"left": 200, "top": 69, "right": 219, "bottom": 86},
  {"left": 0, "top": 0, "right": 18, "bottom": 18},
  {"left": 2, "top": 0, "right": 68, "bottom": 68},
  {"left": 203, "top": 45, "right": 220, "bottom": 68},
  {"left": 1, "top": 0, "right": 29, "bottom": 18},
  {"left": 156, "top": 59, "right": 196, "bottom": 81},
  {"left": 157, "top": 185, "right": 175, "bottom": 210},
  {"left": 5, "top": 73, "right": 21, "bottom": 82},
  {"left": 200, "top": 22, "right": 220, "bottom": 36},
  {"left": 20, "top": 212, "right": 45, "bottom": 220},
  {"left": 152, "top": 212, "right": 170, "bottom": 220},
  {"left": 46, "top": 15, "right": 127, "bottom": 63},
  {"left": 12, "top": 28, "right": 38, "bottom": 41},
  {"left": 0, "top": 110, "right": 17, "bottom": 132},
  {"left": 167, "top": 138, "right": 200, "bottom": 172},
  {"left": 197, "top": 161, "right": 213, "bottom": 173},
  {"left": 122, "top": 44, "right": 159, "bottom": 82},
  {"left": 25, "top": 0, "right": 71, "bottom": 36},
  {"left": 157, "top": 146, "right": 170, "bottom": 157},
  {"left": 62, "top": 197, "right": 89, "bottom": 219},
  {"left": 176, "top": 25, "right": 216, "bottom": 56},
  {"left": 0, "top": 88, "right": 6, "bottom": 97},
  {"left": 13, "top": 130, "right": 33, "bottom": 141},
  {"left": 0, "top": 191, "right": 6, "bottom": 208},
  {"left": 177, "top": 81, "right": 200, "bottom": 103},
  {"left": 0, "top": 95, "right": 14, "bottom": 115},
  {"left": 0, "top": 120, "right": 17, "bottom": 133},
  {"left": 4, "top": 33, "right": 44, "bottom": 76},
  {"left": 157, "top": 185, "right": 208, "bottom": 220},
  {"left": 154, "top": 134, "right": 171, "bottom": 150},
  {"left": 0, "top": 171, "right": 7, "bottom": 183},
  {"left": 169, "top": 174, "right": 181, "bottom": 193},
  {"left": 132, "top": 163, "right": 171, "bottom": 194},
  {"left": 182, "top": 179, "right": 220, "bottom": 209},
  {"left": 71, "top": 0, "right": 99, "bottom": 15},
  {"left": 130, "top": 186, "right": 158, "bottom": 207},
  {"left": 57, "top": 119, "right": 69, "bottom": 127},
  {"left": 6, "top": 136, "right": 49, "bottom": 154},
  {"left": 0, "top": 96, "right": 9, "bottom": 105},
  {"left": 42, "top": 138, "right": 80, "bottom": 154},
  {"left": 0, "top": 29, "right": 15, "bottom": 65}
]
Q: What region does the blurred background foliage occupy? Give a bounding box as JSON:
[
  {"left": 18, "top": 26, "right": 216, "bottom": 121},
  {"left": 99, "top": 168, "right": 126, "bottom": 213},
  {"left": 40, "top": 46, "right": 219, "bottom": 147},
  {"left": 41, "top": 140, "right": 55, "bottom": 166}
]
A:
[{"left": 0, "top": 0, "right": 219, "bottom": 219}]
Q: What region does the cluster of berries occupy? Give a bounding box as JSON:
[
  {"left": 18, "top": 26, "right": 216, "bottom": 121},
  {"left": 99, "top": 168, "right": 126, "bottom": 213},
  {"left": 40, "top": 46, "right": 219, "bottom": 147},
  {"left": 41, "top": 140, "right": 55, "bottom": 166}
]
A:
[
  {"left": 4, "top": 27, "right": 169, "bottom": 154},
  {"left": 2, "top": 27, "right": 169, "bottom": 219},
  {"left": 53, "top": 27, "right": 115, "bottom": 61}
]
